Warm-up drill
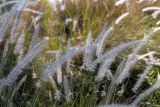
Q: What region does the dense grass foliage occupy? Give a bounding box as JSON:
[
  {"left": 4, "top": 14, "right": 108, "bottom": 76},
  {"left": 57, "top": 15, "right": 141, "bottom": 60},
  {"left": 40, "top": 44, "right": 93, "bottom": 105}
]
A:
[{"left": 0, "top": 0, "right": 160, "bottom": 107}]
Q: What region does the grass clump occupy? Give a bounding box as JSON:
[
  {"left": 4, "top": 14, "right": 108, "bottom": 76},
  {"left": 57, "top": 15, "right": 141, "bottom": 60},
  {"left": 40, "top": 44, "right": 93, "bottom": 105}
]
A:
[{"left": 0, "top": 0, "right": 160, "bottom": 107}]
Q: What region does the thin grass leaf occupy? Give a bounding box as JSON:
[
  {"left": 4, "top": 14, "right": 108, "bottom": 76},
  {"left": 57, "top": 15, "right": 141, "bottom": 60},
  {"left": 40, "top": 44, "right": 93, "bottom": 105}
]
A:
[
  {"left": 63, "top": 75, "right": 72, "bottom": 102},
  {"left": 107, "top": 60, "right": 126, "bottom": 103},
  {"left": 10, "top": 75, "right": 27, "bottom": 104},
  {"left": 29, "top": 23, "right": 40, "bottom": 50}
]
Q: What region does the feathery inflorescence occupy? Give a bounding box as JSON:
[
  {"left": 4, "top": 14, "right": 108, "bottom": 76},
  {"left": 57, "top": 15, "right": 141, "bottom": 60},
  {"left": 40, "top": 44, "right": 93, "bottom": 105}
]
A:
[
  {"left": 139, "top": 0, "right": 157, "bottom": 4},
  {"left": 9, "top": 15, "right": 26, "bottom": 44},
  {"left": 0, "top": 0, "right": 27, "bottom": 42},
  {"left": 152, "top": 10, "right": 160, "bottom": 19},
  {"left": 94, "top": 22, "right": 109, "bottom": 46},
  {"left": 56, "top": 50, "right": 63, "bottom": 85},
  {"left": 132, "top": 65, "right": 153, "bottom": 93},
  {"left": 0, "top": 1, "right": 17, "bottom": 9},
  {"left": 1, "top": 40, "right": 9, "bottom": 64},
  {"left": 115, "top": 0, "right": 126, "bottom": 6},
  {"left": 116, "top": 29, "right": 156, "bottom": 85},
  {"left": 87, "top": 40, "right": 141, "bottom": 72},
  {"left": 14, "top": 31, "right": 25, "bottom": 56},
  {"left": 142, "top": 6, "right": 160, "bottom": 12},
  {"left": 115, "top": 12, "right": 129, "bottom": 24},
  {"left": 83, "top": 31, "right": 95, "bottom": 69},
  {"left": 96, "top": 27, "right": 114, "bottom": 56},
  {"left": 0, "top": 38, "right": 48, "bottom": 87},
  {"left": 98, "top": 104, "right": 133, "bottom": 107},
  {"left": 41, "top": 46, "right": 84, "bottom": 81},
  {"left": 0, "top": 0, "right": 160, "bottom": 106},
  {"left": 72, "top": 19, "right": 78, "bottom": 32},
  {"left": 131, "top": 80, "right": 160, "bottom": 106},
  {"left": 107, "top": 59, "right": 127, "bottom": 103},
  {"left": 66, "top": 39, "right": 73, "bottom": 75}
]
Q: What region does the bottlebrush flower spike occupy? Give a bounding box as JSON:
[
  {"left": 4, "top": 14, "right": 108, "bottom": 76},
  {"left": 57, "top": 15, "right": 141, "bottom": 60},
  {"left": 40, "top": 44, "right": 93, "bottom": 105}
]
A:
[
  {"left": 116, "top": 29, "right": 156, "bottom": 85},
  {"left": 115, "top": 12, "right": 129, "bottom": 24},
  {"left": 131, "top": 80, "right": 160, "bottom": 106},
  {"left": 72, "top": 19, "right": 78, "bottom": 32},
  {"left": 56, "top": 50, "right": 63, "bottom": 85},
  {"left": 152, "top": 10, "right": 160, "bottom": 19},
  {"left": 0, "top": 1, "right": 17, "bottom": 9},
  {"left": 41, "top": 46, "right": 84, "bottom": 81},
  {"left": 83, "top": 31, "right": 95, "bottom": 69},
  {"left": 94, "top": 22, "right": 109, "bottom": 45},
  {"left": 142, "top": 6, "right": 160, "bottom": 13},
  {"left": 1, "top": 40, "right": 9, "bottom": 63},
  {"left": 98, "top": 104, "right": 133, "bottom": 107},
  {"left": 14, "top": 31, "right": 25, "bottom": 55},
  {"left": 0, "top": 38, "right": 48, "bottom": 87},
  {"left": 66, "top": 39, "right": 73, "bottom": 75},
  {"left": 138, "top": 0, "right": 157, "bottom": 4},
  {"left": 115, "top": 0, "right": 126, "bottom": 6},
  {"left": 107, "top": 60, "right": 126, "bottom": 103},
  {"left": 10, "top": 15, "right": 26, "bottom": 44},
  {"left": 87, "top": 40, "right": 141, "bottom": 71},
  {"left": 96, "top": 27, "right": 114, "bottom": 56},
  {"left": 0, "top": 0, "right": 27, "bottom": 42},
  {"left": 96, "top": 40, "right": 141, "bottom": 81},
  {"left": 132, "top": 65, "right": 152, "bottom": 93}
]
